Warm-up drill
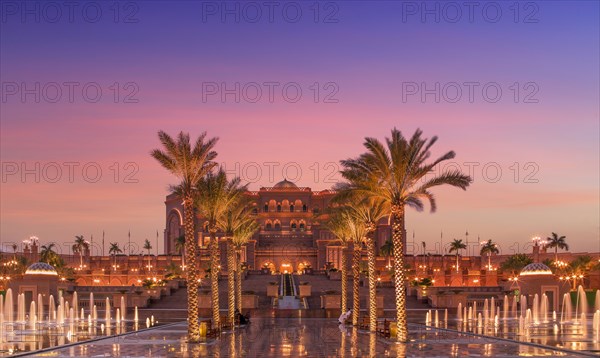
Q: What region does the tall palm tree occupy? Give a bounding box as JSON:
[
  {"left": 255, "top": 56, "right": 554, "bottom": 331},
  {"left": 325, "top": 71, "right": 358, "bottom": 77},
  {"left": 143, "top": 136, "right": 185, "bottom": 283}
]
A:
[
  {"left": 196, "top": 168, "right": 247, "bottom": 327},
  {"left": 109, "top": 242, "right": 122, "bottom": 268},
  {"left": 545, "top": 232, "right": 569, "bottom": 261},
  {"left": 151, "top": 130, "right": 218, "bottom": 343},
  {"left": 341, "top": 197, "right": 387, "bottom": 332},
  {"left": 144, "top": 239, "right": 153, "bottom": 271},
  {"left": 342, "top": 206, "right": 367, "bottom": 326},
  {"left": 324, "top": 210, "right": 352, "bottom": 314},
  {"left": 449, "top": 239, "right": 467, "bottom": 272},
  {"left": 232, "top": 214, "right": 259, "bottom": 313},
  {"left": 338, "top": 128, "right": 471, "bottom": 341},
  {"left": 479, "top": 239, "right": 499, "bottom": 270},
  {"left": 218, "top": 194, "right": 254, "bottom": 325},
  {"left": 72, "top": 235, "right": 89, "bottom": 268}
]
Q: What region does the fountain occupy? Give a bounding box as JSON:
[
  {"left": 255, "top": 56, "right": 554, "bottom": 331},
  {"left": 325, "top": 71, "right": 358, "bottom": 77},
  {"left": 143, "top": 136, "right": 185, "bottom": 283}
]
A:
[
  {"left": 540, "top": 294, "right": 549, "bottom": 323},
  {"left": 575, "top": 285, "right": 588, "bottom": 321},
  {"left": 29, "top": 301, "right": 36, "bottom": 330},
  {"left": 532, "top": 294, "right": 539, "bottom": 324},
  {"left": 5, "top": 289, "right": 14, "bottom": 323},
  {"left": 595, "top": 290, "right": 600, "bottom": 311},
  {"left": 511, "top": 295, "right": 517, "bottom": 318},
  {"left": 457, "top": 303, "right": 462, "bottom": 321},
  {"left": 520, "top": 295, "right": 527, "bottom": 318},
  {"left": 134, "top": 306, "right": 139, "bottom": 322},
  {"left": 105, "top": 297, "right": 111, "bottom": 324},
  {"left": 434, "top": 309, "right": 439, "bottom": 327},
  {"left": 561, "top": 293, "right": 572, "bottom": 323},
  {"left": 121, "top": 296, "right": 126, "bottom": 321},
  {"left": 72, "top": 292, "right": 78, "bottom": 320},
  {"left": 503, "top": 295, "right": 509, "bottom": 320}
]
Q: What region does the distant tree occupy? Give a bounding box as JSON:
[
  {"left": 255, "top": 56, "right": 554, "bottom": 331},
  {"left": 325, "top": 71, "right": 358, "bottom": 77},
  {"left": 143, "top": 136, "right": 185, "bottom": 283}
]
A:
[
  {"left": 545, "top": 232, "right": 568, "bottom": 261},
  {"left": 480, "top": 239, "right": 499, "bottom": 270},
  {"left": 72, "top": 235, "right": 89, "bottom": 268},
  {"left": 500, "top": 254, "right": 533, "bottom": 276},
  {"left": 108, "top": 242, "right": 122, "bottom": 268},
  {"left": 569, "top": 255, "right": 595, "bottom": 289},
  {"left": 143, "top": 239, "right": 153, "bottom": 270},
  {"left": 380, "top": 238, "right": 394, "bottom": 269},
  {"left": 449, "top": 239, "right": 467, "bottom": 272},
  {"left": 40, "top": 243, "right": 65, "bottom": 268},
  {"left": 174, "top": 235, "right": 186, "bottom": 273}
]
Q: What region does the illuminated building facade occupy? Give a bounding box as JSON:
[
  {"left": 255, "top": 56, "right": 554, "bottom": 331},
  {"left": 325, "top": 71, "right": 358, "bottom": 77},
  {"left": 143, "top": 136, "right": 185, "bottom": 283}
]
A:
[{"left": 164, "top": 179, "right": 392, "bottom": 272}]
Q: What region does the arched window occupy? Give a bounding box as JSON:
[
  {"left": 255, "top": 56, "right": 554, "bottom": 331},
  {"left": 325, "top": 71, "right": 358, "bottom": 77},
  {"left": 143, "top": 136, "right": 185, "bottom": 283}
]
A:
[
  {"left": 302, "top": 205, "right": 307, "bottom": 212},
  {"left": 264, "top": 204, "right": 269, "bottom": 212},
  {"left": 290, "top": 204, "right": 295, "bottom": 212},
  {"left": 252, "top": 207, "right": 258, "bottom": 214},
  {"left": 265, "top": 220, "right": 273, "bottom": 230},
  {"left": 274, "top": 221, "right": 281, "bottom": 230},
  {"left": 291, "top": 221, "right": 297, "bottom": 229},
  {"left": 277, "top": 204, "right": 281, "bottom": 212},
  {"left": 203, "top": 222, "right": 209, "bottom": 232},
  {"left": 299, "top": 221, "right": 305, "bottom": 230},
  {"left": 313, "top": 207, "right": 320, "bottom": 214}
]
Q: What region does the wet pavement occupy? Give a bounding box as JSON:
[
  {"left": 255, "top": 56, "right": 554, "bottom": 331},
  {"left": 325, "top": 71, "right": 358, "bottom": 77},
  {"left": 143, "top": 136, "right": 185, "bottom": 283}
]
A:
[{"left": 27, "top": 317, "right": 592, "bottom": 357}]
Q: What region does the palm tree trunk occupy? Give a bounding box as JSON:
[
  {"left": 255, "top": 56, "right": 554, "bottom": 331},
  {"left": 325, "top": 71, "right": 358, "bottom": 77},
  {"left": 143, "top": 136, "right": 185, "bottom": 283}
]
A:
[
  {"left": 341, "top": 245, "right": 348, "bottom": 313},
  {"left": 391, "top": 204, "right": 408, "bottom": 342},
  {"left": 366, "top": 228, "right": 377, "bottom": 332},
  {"left": 236, "top": 249, "right": 242, "bottom": 312},
  {"left": 352, "top": 246, "right": 361, "bottom": 326},
  {"left": 183, "top": 197, "right": 200, "bottom": 342},
  {"left": 227, "top": 239, "right": 235, "bottom": 327},
  {"left": 209, "top": 231, "right": 221, "bottom": 328}
]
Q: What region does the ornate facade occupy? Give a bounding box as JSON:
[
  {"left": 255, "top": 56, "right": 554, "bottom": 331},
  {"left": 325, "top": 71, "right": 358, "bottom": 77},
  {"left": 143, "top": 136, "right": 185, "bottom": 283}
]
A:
[{"left": 164, "top": 179, "right": 392, "bottom": 272}]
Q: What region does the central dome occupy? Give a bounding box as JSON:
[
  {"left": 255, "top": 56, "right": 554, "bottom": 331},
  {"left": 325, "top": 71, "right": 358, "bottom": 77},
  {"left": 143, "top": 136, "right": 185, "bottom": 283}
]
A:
[
  {"left": 519, "top": 262, "right": 553, "bottom": 276},
  {"left": 273, "top": 179, "right": 299, "bottom": 190},
  {"left": 25, "top": 262, "right": 58, "bottom": 276}
]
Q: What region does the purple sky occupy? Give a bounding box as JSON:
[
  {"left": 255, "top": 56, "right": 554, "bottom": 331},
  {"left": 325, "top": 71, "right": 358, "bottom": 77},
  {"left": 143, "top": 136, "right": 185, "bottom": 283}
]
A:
[{"left": 1, "top": 1, "right": 598, "bottom": 255}]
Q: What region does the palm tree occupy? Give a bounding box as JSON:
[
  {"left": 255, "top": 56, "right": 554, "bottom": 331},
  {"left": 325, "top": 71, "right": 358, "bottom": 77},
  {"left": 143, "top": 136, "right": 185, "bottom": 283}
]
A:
[
  {"left": 174, "top": 235, "right": 186, "bottom": 273},
  {"left": 500, "top": 253, "right": 532, "bottom": 277},
  {"left": 40, "top": 243, "right": 62, "bottom": 268},
  {"left": 232, "top": 214, "right": 259, "bottom": 313},
  {"left": 380, "top": 238, "right": 393, "bottom": 270},
  {"left": 218, "top": 194, "right": 254, "bottom": 326},
  {"left": 338, "top": 128, "right": 471, "bottom": 341},
  {"left": 109, "top": 242, "right": 122, "bottom": 268},
  {"left": 341, "top": 197, "right": 387, "bottom": 332},
  {"left": 151, "top": 130, "right": 218, "bottom": 343},
  {"left": 480, "top": 239, "right": 499, "bottom": 270},
  {"left": 11, "top": 243, "right": 18, "bottom": 260},
  {"left": 72, "top": 235, "right": 89, "bottom": 268},
  {"left": 144, "top": 239, "right": 153, "bottom": 271},
  {"left": 343, "top": 207, "right": 367, "bottom": 326},
  {"left": 449, "top": 239, "right": 467, "bottom": 272},
  {"left": 324, "top": 210, "right": 352, "bottom": 315},
  {"left": 196, "top": 168, "right": 247, "bottom": 327},
  {"left": 545, "top": 232, "right": 569, "bottom": 261}
]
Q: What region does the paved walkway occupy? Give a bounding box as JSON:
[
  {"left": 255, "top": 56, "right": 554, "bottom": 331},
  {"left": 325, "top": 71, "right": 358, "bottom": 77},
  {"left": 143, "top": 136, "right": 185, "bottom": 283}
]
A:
[{"left": 29, "top": 318, "right": 587, "bottom": 357}]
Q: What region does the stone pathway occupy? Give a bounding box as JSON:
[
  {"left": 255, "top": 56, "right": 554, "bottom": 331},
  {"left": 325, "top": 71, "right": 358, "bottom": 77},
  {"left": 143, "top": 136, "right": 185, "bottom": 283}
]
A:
[{"left": 28, "top": 318, "right": 588, "bottom": 357}]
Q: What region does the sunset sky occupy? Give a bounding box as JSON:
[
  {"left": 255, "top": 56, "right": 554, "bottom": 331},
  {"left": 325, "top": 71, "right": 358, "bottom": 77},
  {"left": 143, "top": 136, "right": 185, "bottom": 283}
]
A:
[{"left": 1, "top": 1, "right": 598, "bottom": 255}]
